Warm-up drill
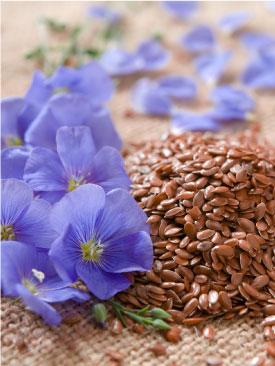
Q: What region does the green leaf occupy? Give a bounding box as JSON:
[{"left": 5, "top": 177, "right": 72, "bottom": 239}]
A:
[
  {"left": 40, "top": 17, "right": 67, "bottom": 31},
  {"left": 150, "top": 308, "right": 171, "bottom": 319},
  {"left": 82, "top": 48, "right": 102, "bottom": 59},
  {"left": 152, "top": 319, "right": 171, "bottom": 330},
  {"left": 92, "top": 303, "right": 108, "bottom": 324},
  {"left": 24, "top": 46, "right": 44, "bottom": 60},
  {"left": 152, "top": 32, "right": 164, "bottom": 42},
  {"left": 136, "top": 305, "right": 150, "bottom": 316}
]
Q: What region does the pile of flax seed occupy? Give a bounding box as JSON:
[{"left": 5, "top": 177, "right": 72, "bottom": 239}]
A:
[{"left": 120, "top": 130, "right": 275, "bottom": 333}]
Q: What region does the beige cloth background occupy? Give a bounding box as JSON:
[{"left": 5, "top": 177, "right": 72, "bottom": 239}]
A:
[{"left": 1, "top": 2, "right": 275, "bottom": 365}]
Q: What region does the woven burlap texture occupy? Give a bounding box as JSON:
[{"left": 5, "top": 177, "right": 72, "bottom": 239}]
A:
[{"left": 1, "top": 2, "right": 275, "bottom": 366}]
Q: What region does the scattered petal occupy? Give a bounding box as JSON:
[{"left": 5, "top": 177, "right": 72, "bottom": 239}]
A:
[
  {"left": 180, "top": 25, "right": 216, "bottom": 53},
  {"left": 136, "top": 39, "right": 170, "bottom": 71},
  {"left": 161, "top": 1, "right": 198, "bottom": 20},
  {"left": 171, "top": 110, "right": 220, "bottom": 133},
  {"left": 240, "top": 32, "right": 275, "bottom": 51},
  {"left": 219, "top": 12, "right": 250, "bottom": 35},
  {"left": 157, "top": 75, "right": 197, "bottom": 99},
  {"left": 86, "top": 5, "right": 122, "bottom": 24}
]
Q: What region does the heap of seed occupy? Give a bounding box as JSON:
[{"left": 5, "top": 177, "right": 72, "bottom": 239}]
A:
[{"left": 119, "top": 131, "right": 275, "bottom": 325}]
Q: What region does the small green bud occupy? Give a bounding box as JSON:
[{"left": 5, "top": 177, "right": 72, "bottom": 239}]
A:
[
  {"left": 152, "top": 319, "right": 171, "bottom": 330},
  {"left": 150, "top": 307, "right": 171, "bottom": 319},
  {"left": 92, "top": 303, "right": 107, "bottom": 324}
]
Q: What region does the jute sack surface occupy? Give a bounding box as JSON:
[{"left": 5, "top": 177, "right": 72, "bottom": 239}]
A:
[{"left": 1, "top": 2, "right": 275, "bottom": 366}]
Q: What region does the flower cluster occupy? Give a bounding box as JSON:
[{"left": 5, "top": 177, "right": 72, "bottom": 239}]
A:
[{"left": 1, "top": 60, "right": 153, "bottom": 325}]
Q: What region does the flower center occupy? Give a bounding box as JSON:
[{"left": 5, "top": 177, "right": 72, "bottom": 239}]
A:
[
  {"left": 32, "top": 269, "right": 45, "bottom": 283},
  {"left": 81, "top": 238, "right": 103, "bottom": 262},
  {"left": 5, "top": 136, "right": 23, "bottom": 147},
  {"left": 22, "top": 280, "right": 38, "bottom": 294},
  {"left": 68, "top": 177, "right": 86, "bottom": 192},
  {"left": 1, "top": 224, "right": 15, "bottom": 241},
  {"left": 53, "top": 87, "right": 69, "bottom": 94}
]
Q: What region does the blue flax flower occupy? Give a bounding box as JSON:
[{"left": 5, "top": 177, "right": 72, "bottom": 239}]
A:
[
  {"left": 194, "top": 50, "right": 232, "bottom": 84},
  {"left": 240, "top": 32, "right": 275, "bottom": 51},
  {"left": 161, "top": 1, "right": 198, "bottom": 20},
  {"left": 219, "top": 12, "right": 250, "bottom": 35},
  {"left": 241, "top": 41, "right": 275, "bottom": 89},
  {"left": 86, "top": 5, "right": 122, "bottom": 24},
  {"left": 1, "top": 179, "right": 55, "bottom": 248},
  {"left": 25, "top": 62, "right": 114, "bottom": 108},
  {"left": 171, "top": 111, "right": 220, "bottom": 133},
  {"left": 180, "top": 25, "right": 216, "bottom": 53},
  {"left": 24, "top": 126, "right": 131, "bottom": 204},
  {"left": 209, "top": 85, "right": 255, "bottom": 121},
  {"left": 24, "top": 94, "right": 122, "bottom": 151},
  {"left": 1, "top": 242, "right": 90, "bottom": 325},
  {"left": 49, "top": 184, "right": 153, "bottom": 300},
  {"left": 100, "top": 39, "right": 169, "bottom": 76},
  {"left": 131, "top": 76, "right": 197, "bottom": 115},
  {"left": 1, "top": 146, "right": 32, "bottom": 180},
  {"left": 1, "top": 97, "right": 38, "bottom": 149}
]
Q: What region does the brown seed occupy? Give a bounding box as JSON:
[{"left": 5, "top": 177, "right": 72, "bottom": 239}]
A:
[
  {"left": 184, "top": 222, "right": 197, "bottom": 240},
  {"left": 254, "top": 173, "right": 271, "bottom": 185},
  {"left": 133, "top": 323, "right": 146, "bottom": 334},
  {"left": 255, "top": 203, "right": 266, "bottom": 221},
  {"left": 202, "top": 324, "right": 214, "bottom": 339},
  {"left": 252, "top": 275, "right": 269, "bottom": 289},
  {"left": 111, "top": 319, "right": 123, "bottom": 335},
  {"left": 160, "top": 270, "right": 181, "bottom": 282},
  {"left": 183, "top": 317, "right": 206, "bottom": 325},
  {"left": 206, "top": 355, "right": 223, "bottom": 365},
  {"left": 263, "top": 305, "right": 275, "bottom": 316},
  {"left": 106, "top": 350, "right": 124, "bottom": 363},
  {"left": 261, "top": 316, "right": 275, "bottom": 327},
  {"left": 189, "top": 206, "right": 201, "bottom": 220},
  {"left": 14, "top": 335, "right": 25, "bottom": 351},
  {"left": 199, "top": 294, "right": 209, "bottom": 309},
  {"left": 148, "top": 343, "right": 166, "bottom": 356},
  {"left": 249, "top": 356, "right": 265, "bottom": 366},
  {"left": 209, "top": 290, "right": 219, "bottom": 304},
  {"left": 197, "top": 229, "right": 215, "bottom": 240},
  {"left": 183, "top": 298, "right": 199, "bottom": 316},
  {"left": 214, "top": 245, "right": 234, "bottom": 257},
  {"left": 164, "top": 325, "right": 181, "bottom": 343},
  {"left": 193, "top": 191, "right": 205, "bottom": 208},
  {"left": 236, "top": 169, "right": 248, "bottom": 182},
  {"left": 210, "top": 197, "right": 228, "bottom": 206},
  {"left": 264, "top": 326, "right": 275, "bottom": 340},
  {"left": 266, "top": 341, "right": 275, "bottom": 357},
  {"left": 237, "top": 218, "right": 255, "bottom": 232},
  {"left": 168, "top": 310, "right": 185, "bottom": 323},
  {"left": 218, "top": 291, "right": 232, "bottom": 310}
]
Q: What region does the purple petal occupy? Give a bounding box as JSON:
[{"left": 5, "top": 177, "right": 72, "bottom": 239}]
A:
[
  {"left": 1, "top": 146, "right": 32, "bottom": 180},
  {"left": 100, "top": 231, "right": 153, "bottom": 273},
  {"left": 50, "top": 184, "right": 105, "bottom": 235},
  {"left": 171, "top": 111, "right": 220, "bottom": 132},
  {"left": 24, "top": 147, "right": 65, "bottom": 191},
  {"left": 1, "top": 241, "right": 34, "bottom": 296},
  {"left": 90, "top": 146, "right": 131, "bottom": 192},
  {"left": 37, "top": 191, "right": 66, "bottom": 205},
  {"left": 96, "top": 188, "right": 150, "bottom": 243},
  {"left": 25, "top": 70, "right": 52, "bottom": 108},
  {"left": 136, "top": 39, "right": 170, "bottom": 71},
  {"left": 56, "top": 126, "right": 96, "bottom": 177},
  {"left": 157, "top": 75, "right": 197, "bottom": 99},
  {"left": 86, "top": 106, "right": 122, "bottom": 151},
  {"left": 76, "top": 262, "right": 130, "bottom": 300},
  {"left": 180, "top": 25, "right": 215, "bottom": 53},
  {"left": 1, "top": 97, "right": 25, "bottom": 147},
  {"left": 240, "top": 32, "right": 275, "bottom": 51},
  {"left": 161, "top": 1, "right": 198, "bottom": 20},
  {"left": 1, "top": 179, "right": 33, "bottom": 226},
  {"left": 259, "top": 40, "right": 275, "bottom": 65},
  {"left": 39, "top": 287, "right": 90, "bottom": 303},
  {"left": 194, "top": 50, "right": 232, "bottom": 84},
  {"left": 16, "top": 284, "right": 61, "bottom": 325},
  {"left": 86, "top": 5, "right": 122, "bottom": 24},
  {"left": 49, "top": 225, "right": 79, "bottom": 283},
  {"left": 219, "top": 12, "right": 250, "bottom": 35},
  {"left": 131, "top": 78, "right": 172, "bottom": 115},
  {"left": 25, "top": 94, "right": 92, "bottom": 150},
  {"left": 100, "top": 48, "right": 143, "bottom": 75},
  {"left": 14, "top": 199, "right": 55, "bottom": 248},
  {"left": 241, "top": 56, "right": 275, "bottom": 89},
  {"left": 46, "top": 66, "right": 77, "bottom": 91}
]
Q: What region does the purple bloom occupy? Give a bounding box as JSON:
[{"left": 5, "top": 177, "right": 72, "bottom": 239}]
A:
[
  {"left": 219, "top": 12, "right": 250, "bottom": 35},
  {"left": 180, "top": 25, "right": 216, "bottom": 53},
  {"left": 1, "top": 179, "right": 55, "bottom": 248},
  {"left": 49, "top": 184, "right": 153, "bottom": 300},
  {"left": 240, "top": 32, "right": 275, "bottom": 51},
  {"left": 24, "top": 126, "right": 131, "bottom": 204},
  {"left": 1, "top": 146, "right": 32, "bottom": 180},
  {"left": 194, "top": 50, "right": 232, "bottom": 84},
  {"left": 131, "top": 78, "right": 172, "bottom": 115},
  {"left": 209, "top": 85, "right": 255, "bottom": 121},
  {"left": 100, "top": 39, "right": 169, "bottom": 76},
  {"left": 24, "top": 94, "right": 122, "bottom": 151},
  {"left": 171, "top": 110, "right": 220, "bottom": 132},
  {"left": 161, "top": 1, "right": 198, "bottom": 20},
  {"left": 86, "top": 5, "right": 122, "bottom": 24},
  {"left": 241, "top": 41, "right": 275, "bottom": 89},
  {"left": 1, "top": 97, "right": 38, "bottom": 149},
  {"left": 157, "top": 75, "right": 197, "bottom": 99},
  {"left": 1, "top": 242, "right": 90, "bottom": 325}
]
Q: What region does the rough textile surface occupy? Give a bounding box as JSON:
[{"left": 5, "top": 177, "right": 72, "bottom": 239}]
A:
[{"left": 1, "top": 2, "right": 275, "bottom": 366}]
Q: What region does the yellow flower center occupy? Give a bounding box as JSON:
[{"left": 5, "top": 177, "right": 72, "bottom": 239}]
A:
[
  {"left": 81, "top": 238, "right": 103, "bottom": 262},
  {"left": 1, "top": 224, "right": 15, "bottom": 241},
  {"left": 5, "top": 136, "right": 23, "bottom": 147},
  {"left": 53, "top": 87, "right": 69, "bottom": 94},
  {"left": 68, "top": 177, "right": 86, "bottom": 192},
  {"left": 22, "top": 280, "right": 38, "bottom": 294}
]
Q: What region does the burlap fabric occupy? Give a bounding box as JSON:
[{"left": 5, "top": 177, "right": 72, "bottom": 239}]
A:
[{"left": 1, "top": 2, "right": 275, "bottom": 365}]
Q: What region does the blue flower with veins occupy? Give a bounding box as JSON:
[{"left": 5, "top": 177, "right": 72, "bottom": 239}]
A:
[
  {"left": 1, "top": 179, "right": 55, "bottom": 248},
  {"left": 219, "top": 12, "right": 251, "bottom": 35},
  {"left": 49, "top": 184, "right": 153, "bottom": 300},
  {"left": 180, "top": 25, "right": 216, "bottom": 53},
  {"left": 24, "top": 126, "right": 131, "bottom": 204},
  {"left": 1, "top": 242, "right": 90, "bottom": 325}
]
